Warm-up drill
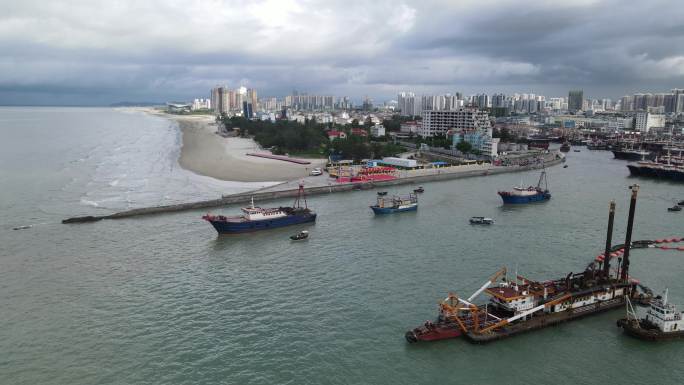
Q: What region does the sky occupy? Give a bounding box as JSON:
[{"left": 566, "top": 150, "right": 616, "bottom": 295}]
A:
[{"left": 1, "top": 0, "right": 684, "bottom": 105}]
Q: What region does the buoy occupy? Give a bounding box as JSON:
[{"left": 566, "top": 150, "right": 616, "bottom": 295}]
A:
[
  {"left": 677, "top": 246, "right": 684, "bottom": 251},
  {"left": 656, "top": 239, "right": 665, "bottom": 243},
  {"left": 660, "top": 246, "right": 672, "bottom": 250}
]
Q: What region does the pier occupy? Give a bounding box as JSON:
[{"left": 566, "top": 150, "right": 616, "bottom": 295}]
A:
[{"left": 62, "top": 153, "right": 563, "bottom": 224}]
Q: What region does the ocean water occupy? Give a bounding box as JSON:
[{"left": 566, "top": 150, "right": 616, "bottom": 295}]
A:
[{"left": 1, "top": 107, "right": 683, "bottom": 385}]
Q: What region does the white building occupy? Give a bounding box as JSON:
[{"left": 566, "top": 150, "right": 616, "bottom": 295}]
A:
[
  {"left": 420, "top": 108, "right": 491, "bottom": 137},
  {"left": 370, "top": 124, "right": 386, "bottom": 137},
  {"left": 192, "top": 98, "right": 211, "bottom": 110},
  {"left": 397, "top": 92, "right": 420, "bottom": 116},
  {"left": 635, "top": 112, "right": 665, "bottom": 133},
  {"left": 607, "top": 117, "right": 634, "bottom": 131}
]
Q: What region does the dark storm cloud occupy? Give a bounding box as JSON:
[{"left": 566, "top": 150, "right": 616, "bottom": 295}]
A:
[{"left": 1, "top": 0, "right": 683, "bottom": 105}]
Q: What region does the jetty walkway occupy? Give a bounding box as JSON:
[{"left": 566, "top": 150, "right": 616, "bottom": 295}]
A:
[{"left": 62, "top": 153, "right": 563, "bottom": 224}]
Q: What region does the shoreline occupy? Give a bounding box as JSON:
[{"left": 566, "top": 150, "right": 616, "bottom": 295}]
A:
[{"left": 134, "top": 107, "right": 327, "bottom": 183}]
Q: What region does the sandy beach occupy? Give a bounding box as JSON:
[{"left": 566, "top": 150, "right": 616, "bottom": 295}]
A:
[{"left": 142, "top": 109, "right": 326, "bottom": 183}]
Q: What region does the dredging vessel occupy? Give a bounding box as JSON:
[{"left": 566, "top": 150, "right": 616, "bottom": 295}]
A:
[
  {"left": 407, "top": 185, "right": 653, "bottom": 344},
  {"left": 498, "top": 170, "right": 551, "bottom": 204},
  {"left": 617, "top": 290, "right": 684, "bottom": 341},
  {"left": 202, "top": 184, "right": 316, "bottom": 234}
]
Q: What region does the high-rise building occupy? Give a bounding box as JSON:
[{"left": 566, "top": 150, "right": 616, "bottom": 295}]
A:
[
  {"left": 210, "top": 86, "right": 230, "bottom": 114},
  {"left": 491, "top": 93, "right": 507, "bottom": 108},
  {"left": 242, "top": 101, "right": 253, "bottom": 119},
  {"left": 397, "top": 92, "right": 419, "bottom": 116},
  {"left": 472, "top": 94, "right": 490, "bottom": 108},
  {"left": 568, "top": 90, "right": 583, "bottom": 112},
  {"left": 247, "top": 88, "right": 257, "bottom": 111},
  {"left": 672, "top": 89, "right": 684, "bottom": 114}
]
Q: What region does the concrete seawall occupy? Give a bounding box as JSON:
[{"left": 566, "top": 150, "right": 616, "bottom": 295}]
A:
[{"left": 62, "top": 156, "right": 563, "bottom": 224}]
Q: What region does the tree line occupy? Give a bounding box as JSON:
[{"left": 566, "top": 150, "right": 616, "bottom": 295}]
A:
[{"left": 218, "top": 114, "right": 405, "bottom": 161}]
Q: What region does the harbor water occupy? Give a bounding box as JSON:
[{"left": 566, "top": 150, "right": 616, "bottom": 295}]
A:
[{"left": 1, "top": 107, "right": 683, "bottom": 385}]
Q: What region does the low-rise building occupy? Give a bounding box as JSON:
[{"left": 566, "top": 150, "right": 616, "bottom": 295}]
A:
[
  {"left": 451, "top": 130, "right": 499, "bottom": 157},
  {"left": 400, "top": 121, "right": 421, "bottom": 135},
  {"left": 370, "top": 124, "right": 385, "bottom": 137},
  {"left": 327, "top": 130, "right": 347, "bottom": 141},
  {"left": 351, "top": 128, "right": 368, "bottom": 137},
  {"left": 635, "top": 112, "right": 665, "bottom": 133}
]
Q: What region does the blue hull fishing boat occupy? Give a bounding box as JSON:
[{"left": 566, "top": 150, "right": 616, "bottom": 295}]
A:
[
  {"left": 498, "top": 170, "right": 551, "bottom": 204},
  {"left": 203, "top": 184, "right": 316, "bottom": 234},
  {"left": 370, "top": 193, "right": 418, "bottom": 214}
]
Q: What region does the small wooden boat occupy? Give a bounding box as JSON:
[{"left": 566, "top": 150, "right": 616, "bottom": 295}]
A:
[
  {"left": 414, "top": 186, "right": 424, "bottom": 193},
  {"left": 290, "top": 230, "right": 309, "bottom": 241},
  {"left": 668, "top": 205, "right": 682, "bottom": 212},
  {"left": 469, "top": 216, "right": 494, "bottom": 225},
  {"left": 377, "top": 191, "right": 387, "bottom": 196}
]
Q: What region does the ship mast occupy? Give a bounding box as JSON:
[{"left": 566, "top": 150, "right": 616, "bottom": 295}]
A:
[
  {"left": 620, "top": 184, "right": 639, "bottom": 281},
  {"left": 293, "top": 182, "right": 307, "bottom": 209},
  {"left": 602, "top": 200, "right": 616, "bottom": 281}
]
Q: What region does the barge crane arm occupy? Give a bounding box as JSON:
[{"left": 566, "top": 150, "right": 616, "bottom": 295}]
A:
[
  {"left": 476, "top": 294, "right": 571, "bottom": 334},
  {"left": 467, "top": 267, "right": 507, "bottom": 302}
]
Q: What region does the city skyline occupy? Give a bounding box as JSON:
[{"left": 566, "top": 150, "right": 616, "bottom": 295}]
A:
[{"left": 2, "top": 0, "right": 684, "bottom": 105}]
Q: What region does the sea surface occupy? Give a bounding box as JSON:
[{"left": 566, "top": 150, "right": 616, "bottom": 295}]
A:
[{"left": 1, "top": 107, "right": 683, "bottom": 385}]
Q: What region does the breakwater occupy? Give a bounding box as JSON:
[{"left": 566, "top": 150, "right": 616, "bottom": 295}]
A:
[{"left": 62, "top": 155, "right": 562, "bottom": 224}]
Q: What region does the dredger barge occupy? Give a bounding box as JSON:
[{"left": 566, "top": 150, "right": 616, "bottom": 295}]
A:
[{"left": 407, "top": 185, "right": 675, "bottom": 344}]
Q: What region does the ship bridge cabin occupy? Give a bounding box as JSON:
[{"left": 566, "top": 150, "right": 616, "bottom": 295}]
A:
[
  {"left": 645, "top": 293, "right": 684, "bottom": 332},
  {"left": 486, "top": 283, "right": 537, "bottom": 313},
  {"left": 241, "top": 206, "right": 286, "bottom": 221}
]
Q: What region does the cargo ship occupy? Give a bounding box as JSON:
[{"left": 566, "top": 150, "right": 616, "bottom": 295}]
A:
[
  {"left": 617, "top": 290, "right": 684, "bottom": 341},
  {"left": 370, "top": 193, "right": 418, "bottom": 214},
  {"left": 498, "top": 170, "right": 551, "bottom": 204},
  {"left": 407, "top": 185, "right": 653, "bottom": 344},
  {"left": 202, "top": 184, "right": 316, "bottom": 234}
]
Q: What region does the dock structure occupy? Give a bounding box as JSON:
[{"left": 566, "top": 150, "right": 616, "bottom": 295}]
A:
[
  {"left": 62, "top": 153, "right": 562, "bottom": 224},
  {"left": 245, "top": 153, "right": 312, "bottom": 164}
]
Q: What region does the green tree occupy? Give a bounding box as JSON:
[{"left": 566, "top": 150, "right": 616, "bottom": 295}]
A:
[{"left": 456, "top": 141, "right": 473, "bottom": 153}]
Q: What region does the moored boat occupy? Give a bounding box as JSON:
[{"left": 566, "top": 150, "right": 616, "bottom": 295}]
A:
[
  {"left": 498, "top": 170, "right": 551, "bottom": 204},
  {"left": 668, "top": 205, "right": 682, "bottom": 212},
  {"left": 202, "top": 184, "right": 316, "bottom": 234},
  {"left": 469, "top": 216, "right": 494, "bottom": 225},
  {"left": 370, "top": 193, "right": 418, "bottom": 214},
  {"left": 560, "top": 142, "right": 571, "bottom": 152},
  {"left": 617, "top": 290, "right": 684, "bottom": 341}
]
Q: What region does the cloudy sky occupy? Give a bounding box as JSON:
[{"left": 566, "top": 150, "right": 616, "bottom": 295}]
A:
[{"left": 1, "top": 0, "right": 683, "bottom": 105}]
